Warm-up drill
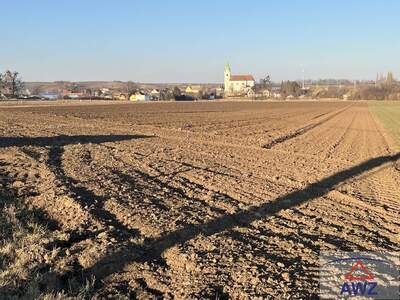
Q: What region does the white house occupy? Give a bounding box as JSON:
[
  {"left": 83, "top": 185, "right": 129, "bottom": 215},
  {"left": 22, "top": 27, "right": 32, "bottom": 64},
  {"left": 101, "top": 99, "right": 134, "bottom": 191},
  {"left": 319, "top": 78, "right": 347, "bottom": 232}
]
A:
[
  {"left": 224, "top": 64, "right": 255, "bottom": 96},
  {"left": 150, "top": 89, "right": 160, "bottom": 98}
]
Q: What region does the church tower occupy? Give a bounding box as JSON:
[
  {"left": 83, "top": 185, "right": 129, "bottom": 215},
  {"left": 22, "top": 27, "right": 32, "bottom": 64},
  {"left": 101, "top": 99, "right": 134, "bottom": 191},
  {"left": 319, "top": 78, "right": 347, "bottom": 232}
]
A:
[{"left": 224, "top": 64, "right": 231, "bottom": 93}]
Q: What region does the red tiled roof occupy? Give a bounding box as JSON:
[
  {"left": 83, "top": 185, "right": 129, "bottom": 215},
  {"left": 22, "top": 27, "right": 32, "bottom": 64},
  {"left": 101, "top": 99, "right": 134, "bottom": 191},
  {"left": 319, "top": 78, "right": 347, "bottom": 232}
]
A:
[{"left": 230, "top": 75, "right": 255, "bottom": 81}]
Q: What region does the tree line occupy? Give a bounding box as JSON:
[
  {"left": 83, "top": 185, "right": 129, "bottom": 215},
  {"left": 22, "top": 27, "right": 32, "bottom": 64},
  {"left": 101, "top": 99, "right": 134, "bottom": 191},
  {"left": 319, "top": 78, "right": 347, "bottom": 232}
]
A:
[{"left": 0, "top": 70, "right": 24, "bottom": 99}]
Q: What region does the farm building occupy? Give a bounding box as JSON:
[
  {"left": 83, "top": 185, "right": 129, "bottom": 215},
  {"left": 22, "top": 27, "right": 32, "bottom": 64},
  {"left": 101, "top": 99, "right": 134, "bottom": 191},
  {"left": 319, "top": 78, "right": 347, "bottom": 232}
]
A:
[
  {"left": 130, "top": 92, "right": 151, "bottom": 101},
  {"left": 113, "top": 93, "right": 128, "bottom": 100},
  {"left": 247, "top": 89, "right": 255, "bottom": 98},
  {"left": 39, "top": 92, "right": 59, "bottom": 100},
  {"left": 185, "top": 85, "right": 201, "bottom": 94},
  {"left": 61, "top": 90, "right": 86, "bottom": 99},
  {"left": 150, "top": 89, "right": 160, "bottom": 100}
]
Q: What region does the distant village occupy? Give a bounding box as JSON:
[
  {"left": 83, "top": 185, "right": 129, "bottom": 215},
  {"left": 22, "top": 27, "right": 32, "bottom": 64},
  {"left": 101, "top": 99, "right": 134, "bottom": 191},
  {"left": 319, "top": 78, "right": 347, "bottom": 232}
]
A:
[
  {"left": 24, "top": 82, "right": 225, "bottom": 102},
  {"left": 6, "top": 80, "right": 224, "bottom": 102},
  {"left": 0, "top": 66, "right": 399, "bottom": 101}
]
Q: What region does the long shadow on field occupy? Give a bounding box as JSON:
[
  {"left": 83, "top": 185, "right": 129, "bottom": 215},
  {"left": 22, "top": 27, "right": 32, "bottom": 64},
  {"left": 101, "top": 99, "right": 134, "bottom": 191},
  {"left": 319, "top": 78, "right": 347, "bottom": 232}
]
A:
[
  {"left": 0, "top": 134, "right": 151, "bottom": 148},
  {"left": 83, "top": 152, "right": 400, "bottom": 287},
  {"left": 0, "top": 134, "right": 155, "bottom": 297},
  {"left": 47, "top": 145, "right": 142, "bottom": 237},
  {"left": 0, "top": 134, "right": 153, "bottom": 242}
]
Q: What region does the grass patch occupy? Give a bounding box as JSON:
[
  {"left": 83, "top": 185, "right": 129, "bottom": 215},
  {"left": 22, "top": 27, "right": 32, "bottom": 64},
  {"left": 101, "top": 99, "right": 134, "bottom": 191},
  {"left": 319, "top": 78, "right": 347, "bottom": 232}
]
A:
[
  {"left": 0, "top": 187, "right": 55, "bottom": 299},
  {"left": 0, "top": 151, "right": 99, "bottom": 299},
  {"left": 0, "top": 176, "right": 96, "bottom": 299},
  {"left": 369, "top": 101, "right": 400, "bottom": 149}
]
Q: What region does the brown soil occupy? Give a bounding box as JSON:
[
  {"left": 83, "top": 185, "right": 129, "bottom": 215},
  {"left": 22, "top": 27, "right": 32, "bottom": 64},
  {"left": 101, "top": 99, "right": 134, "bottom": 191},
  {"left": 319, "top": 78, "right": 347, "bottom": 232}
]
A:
[{"left": 0, "top": 100, "right": 399, "bottom": 299}]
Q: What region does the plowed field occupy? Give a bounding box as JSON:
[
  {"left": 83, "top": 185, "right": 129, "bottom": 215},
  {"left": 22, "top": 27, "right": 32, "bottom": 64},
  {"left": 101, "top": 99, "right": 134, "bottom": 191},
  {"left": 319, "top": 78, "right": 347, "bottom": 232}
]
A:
[{"left": 0, "top": 101, "right": 399, "bottom": 299}]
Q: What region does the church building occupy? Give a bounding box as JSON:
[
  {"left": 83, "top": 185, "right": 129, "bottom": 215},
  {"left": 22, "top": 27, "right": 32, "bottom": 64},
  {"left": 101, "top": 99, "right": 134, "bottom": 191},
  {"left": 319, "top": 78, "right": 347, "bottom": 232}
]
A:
[{"left": 224, "top": 64, "right": 255, "bottom": 96}]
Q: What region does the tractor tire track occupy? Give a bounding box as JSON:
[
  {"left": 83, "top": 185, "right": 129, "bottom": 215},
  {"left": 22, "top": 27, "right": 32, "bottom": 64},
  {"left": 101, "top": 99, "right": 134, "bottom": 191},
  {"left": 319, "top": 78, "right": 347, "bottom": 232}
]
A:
[{"left": 263, "top": 105, "right": 352, "bottom": 149}]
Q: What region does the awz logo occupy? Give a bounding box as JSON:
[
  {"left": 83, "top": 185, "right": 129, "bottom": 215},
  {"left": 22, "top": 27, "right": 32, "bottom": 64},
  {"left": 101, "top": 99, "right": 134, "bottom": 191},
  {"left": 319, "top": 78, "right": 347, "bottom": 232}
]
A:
[
  {"left": 320, "top": 252, "right": 399, "bottom": 300},
  {"left": 340, "top": 281, "right": 378, "bottom": 296},
  {"left": 340, "top": 260, "right": 378, "bottom": 296}
]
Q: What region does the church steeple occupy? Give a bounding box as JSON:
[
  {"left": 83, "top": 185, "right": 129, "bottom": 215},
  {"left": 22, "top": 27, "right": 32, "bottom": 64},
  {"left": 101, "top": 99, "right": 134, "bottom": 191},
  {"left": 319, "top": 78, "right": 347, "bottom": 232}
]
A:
[
  {"left": 224, "top": 63, "right": 231, "bottom": 78},
  {"left": 224, "top": 64, "right": 231, "bottom": 92}
]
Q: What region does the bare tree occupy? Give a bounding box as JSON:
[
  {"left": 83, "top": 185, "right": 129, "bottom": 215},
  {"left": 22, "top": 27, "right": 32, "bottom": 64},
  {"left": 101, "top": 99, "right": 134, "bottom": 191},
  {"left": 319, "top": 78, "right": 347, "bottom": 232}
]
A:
[
  {"left": 259, "top": 75, "right": 272, "bottom": 90},
  {"left": 280, "top": 81, "right": 302, "bottom": 97},
  {"left": 386, "top": 72, "right": 394, "bottom": 86},
  {"left": 0, "top": 73, "right": 3, "bottom": 95},
  {"left": 2, "top": 70, "right": 24, "bottom": 98},
  {"left": 160, "top": 88, "right": 173, "bottom": 100},
  {"left": 126, "top": 81, "right": 138, "bottom": 95},
  {"left": 173, "top": 86, "right": 181, "bottom": 97}
]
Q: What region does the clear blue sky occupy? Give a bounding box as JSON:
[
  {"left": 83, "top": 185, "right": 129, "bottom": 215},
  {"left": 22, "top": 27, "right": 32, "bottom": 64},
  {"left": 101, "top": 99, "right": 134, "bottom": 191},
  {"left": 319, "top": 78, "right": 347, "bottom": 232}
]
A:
[{"left": 1, "top": 0, "right": 399, "bottom": 83}]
